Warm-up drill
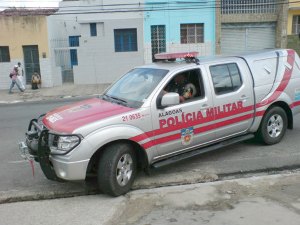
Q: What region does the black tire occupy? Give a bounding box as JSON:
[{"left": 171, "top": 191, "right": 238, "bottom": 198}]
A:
[
  {"left": 97, "top": 143, "right": 137, "bottom": 196},
  {"left": 257, "top": 106, "right": 287, "bottom": 145}
]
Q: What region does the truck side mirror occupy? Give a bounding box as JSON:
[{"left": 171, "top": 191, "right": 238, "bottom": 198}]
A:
[{"left": 158, "top": 93, "right": 180, "bottom": 108}]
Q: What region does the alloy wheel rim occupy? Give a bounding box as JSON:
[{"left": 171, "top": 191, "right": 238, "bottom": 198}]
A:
[
  {"left": 267, "top": 114, "right": 283, "bottom": 138},
  {"left": 116, "top": 153, "right": 133, "bottom": 186}
]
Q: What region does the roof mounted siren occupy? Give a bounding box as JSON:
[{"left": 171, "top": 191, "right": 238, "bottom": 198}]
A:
[{"left": 154, "top": 52, "right": 200, "bottom": 65}]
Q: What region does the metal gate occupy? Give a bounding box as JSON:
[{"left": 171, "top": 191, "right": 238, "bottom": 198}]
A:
[
  {"left": 221, "top": 23, "right": 276, "bottom": 55},
  {"left": 51, "top": 37, "right": 80, "bottom": 83},
  {"left": 23, "top": 45, "right": 40, "bottom": 84},
  {"left": 53, "top": 48, "right": 74, "bottom": 83},
  {"left": 151, "top": 25, "right": 166, "bottom": 62}
]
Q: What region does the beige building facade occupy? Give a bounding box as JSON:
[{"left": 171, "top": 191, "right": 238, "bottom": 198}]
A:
[
  {"left": 287, "top": 0, "right": 300, "bottom": 55},
  {"left": 0, "top": 8, "right": 58, "bottom": 90}
]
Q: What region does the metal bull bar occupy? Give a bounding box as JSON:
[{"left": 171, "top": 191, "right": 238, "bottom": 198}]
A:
[{"left": 19, "top": 117, "right": 62, "bottom": 181}]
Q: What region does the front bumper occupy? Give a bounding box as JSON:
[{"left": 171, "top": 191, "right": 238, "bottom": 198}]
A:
[
  {"left": 19, "top": 138, "right": 90, "bottom": 181},
  {"left": 19, "top": 118, "right": 65, "bottom": 181},
  {"left": 50, "top": 157, "right": 90, "bottom": 180},
  {"left": 20, "top": 116, "right": 91, "bottom": 181},
  {"left": 19, "top": 118, "right": 61, "bottom": 181}
]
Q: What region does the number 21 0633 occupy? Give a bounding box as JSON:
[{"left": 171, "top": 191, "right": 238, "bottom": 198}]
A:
[{"left": 122, "top": 113, "right": 141, "bottom": 122}]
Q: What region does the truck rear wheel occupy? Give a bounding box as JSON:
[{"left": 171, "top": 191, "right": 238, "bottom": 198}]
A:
[
  {"left": 97, "top": 143, "right": 137, "bottom": 196},
  {"left": 258, "top": 106, "right": 287, "bottom": 145}
]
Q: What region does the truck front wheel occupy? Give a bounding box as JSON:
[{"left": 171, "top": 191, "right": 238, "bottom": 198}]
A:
[
  {"left": 97, "top": 143, "right": 137, "bottom": 196},
  {"left": 258, "top": 106, "right": 287, "bottom": 145}
]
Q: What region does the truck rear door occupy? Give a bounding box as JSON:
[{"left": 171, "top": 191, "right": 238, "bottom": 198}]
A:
[{"left": 205, "top": 58, "right": 255, "bottom": 140}]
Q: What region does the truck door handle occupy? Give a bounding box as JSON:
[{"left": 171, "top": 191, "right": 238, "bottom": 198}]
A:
[
  {"left": 200, "top": 104, "right": 209, "bottom": 110},
  {"left": 239, "top": 95, "right": 249, "bottom": 101}
]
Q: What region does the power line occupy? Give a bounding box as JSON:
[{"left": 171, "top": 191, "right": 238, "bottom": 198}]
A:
[
  {"left": 1, "top": 0, "right": 296, "bottom": 14},
  {"left": 52, "top": 0, "right": 292, "bottom": 15},
  {"left": 1, "top": 0, "right": 293, "bottom": 9}
]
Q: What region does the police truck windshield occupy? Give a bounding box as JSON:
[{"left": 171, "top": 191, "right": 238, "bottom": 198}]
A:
[{"left": 103, "top": 68, "right": 168, "bottom": 108}]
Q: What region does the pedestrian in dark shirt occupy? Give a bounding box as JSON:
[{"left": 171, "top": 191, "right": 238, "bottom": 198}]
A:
[{"left": 8, "top": 65, "right": 24, "bottom": 94}]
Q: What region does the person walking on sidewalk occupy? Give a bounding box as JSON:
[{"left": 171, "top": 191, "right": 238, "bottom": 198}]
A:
[
  {"left": 17, "top": 62, "right": 26, "bottom": 90},
  {"left": 9, "top": 65, "right": 24, "bottom": 94}
]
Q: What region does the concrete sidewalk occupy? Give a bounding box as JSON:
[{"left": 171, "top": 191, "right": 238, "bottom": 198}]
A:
[
  {"left": 0, "top": 172, "right": 299, "bottom": 225},
  {"left": 0, "top": 84, "right": 110, "bottom": 104}
]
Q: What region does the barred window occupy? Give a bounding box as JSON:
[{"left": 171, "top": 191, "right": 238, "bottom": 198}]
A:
[
  {"left": 221, "top": 0, "right": 277, "bottom": 14},
  {"left": 151, "top": 25, "right": 166, "bottom": 62},
  {"left": 0, "top": 46, "right": 10, "bottom": 62},
  {"left": 114, "top": 29, "right": 138, "bottom": 52},
  {"left": 180, "top": 24, "right": 204, "bottom": 44}
]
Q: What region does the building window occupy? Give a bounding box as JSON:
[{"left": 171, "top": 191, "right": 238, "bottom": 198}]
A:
[
  {"left": 292, "top": 15, "right": 300, "bottom": 35},
  {"left": 180, "top": 24, "right": 204, "bottom": 44},
  {"left": 69, "top": 36, "right": 80, "bottom": 67},
  {"left": 0, "top": 46, "right": 10, "bottom": 62},
  {"left": 114, "top": 29, "right": 138, "bottom": 52},
  {"left": 221, "top": 0, "right": 277, "bottom": 14},
  {"left": 151, "top": 25, "right": 166, "bottom": 62},
  {"left": 69, "top": 36, "right": 80, "bottom": 47},
  {"left": 90, "top": 23, "right": 97, "bottom": 36}
]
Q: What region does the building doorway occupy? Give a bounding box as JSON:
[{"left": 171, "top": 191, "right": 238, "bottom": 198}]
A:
[
  {"left": 221, "top": 23, "right": 276, "bottom": 55},
  {"left": 23, "top": 45, "right": 40, "bottom": 84}
]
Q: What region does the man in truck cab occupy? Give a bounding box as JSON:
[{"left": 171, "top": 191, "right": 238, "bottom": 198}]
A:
[{"left": 164, "top": 72, "right": 196, "bottom": 102}]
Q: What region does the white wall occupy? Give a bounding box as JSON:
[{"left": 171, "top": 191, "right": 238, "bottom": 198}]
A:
[
  {"left": 74, "top": 18, "right": 144, "bottom": 84},
  {"left": 47, "top": 0, "right": 145, "bottom": 85},
  {"left": 144, "top": 43, "right": 213, "bottom": 64}
]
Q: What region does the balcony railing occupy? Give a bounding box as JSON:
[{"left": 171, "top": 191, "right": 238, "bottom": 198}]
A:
[{"left": 221, "top": 0, "right": 278, "bottom": 14}]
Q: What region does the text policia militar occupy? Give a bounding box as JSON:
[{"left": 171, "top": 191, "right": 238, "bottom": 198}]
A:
[{"left": 159, "top": 101, "right": 244, "bottom": 129}]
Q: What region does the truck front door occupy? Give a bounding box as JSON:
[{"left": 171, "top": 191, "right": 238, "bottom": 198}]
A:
[{"left": 151, "top": 68, "right": 215, "bottom": 160}]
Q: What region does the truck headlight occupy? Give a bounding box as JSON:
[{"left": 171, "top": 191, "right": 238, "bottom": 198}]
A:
[{"left": 49, "top": 134, "right": 81, "bottom": 155}]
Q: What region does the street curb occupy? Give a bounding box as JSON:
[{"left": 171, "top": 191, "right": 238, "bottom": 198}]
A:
[
  {"left": 0, "top": 94, "right": 100, "bottom": 105},
  {"left": 1, "top": 167, "right": 299, "bottom": 204}
]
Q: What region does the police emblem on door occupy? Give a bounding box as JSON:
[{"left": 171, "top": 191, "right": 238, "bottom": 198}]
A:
[{"left": 181, "top": 127, "right": 194, "bottom": 145}]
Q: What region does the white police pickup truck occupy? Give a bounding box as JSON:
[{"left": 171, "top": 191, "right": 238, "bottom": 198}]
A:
[{"left": 20, "top": 49, "right": 300, "bottom": 196}]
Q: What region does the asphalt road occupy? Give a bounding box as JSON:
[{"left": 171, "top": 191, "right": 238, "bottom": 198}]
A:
[{"left": 0, "top": 99, "right": 300, "bottom": 202}]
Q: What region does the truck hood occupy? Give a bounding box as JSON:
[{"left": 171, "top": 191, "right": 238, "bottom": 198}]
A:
[{"left": 42, "top": 98, "right": 133, "bottom": 133}]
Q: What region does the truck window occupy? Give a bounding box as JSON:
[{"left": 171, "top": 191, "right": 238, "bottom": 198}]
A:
[
  {"left": 164, "top": 69, "right": 204, "bottom": 103},
  {"left": 210, "top": 63, "right": 242, "bottom": 95}
]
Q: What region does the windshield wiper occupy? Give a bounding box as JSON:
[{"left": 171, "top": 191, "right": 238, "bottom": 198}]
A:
[
  {"left": 110, "top": 96, "right": 128, "bottom": 105},
  {"left": 102, "top": 94, "right": 128, "bottom": 106},
  {"left": 102, "top": 94, "right": 111, "bottom": 100}
]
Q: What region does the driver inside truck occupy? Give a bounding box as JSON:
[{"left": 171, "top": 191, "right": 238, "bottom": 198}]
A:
[{"left": 164, "top": 73, "right": 196, "bottom": 103}]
